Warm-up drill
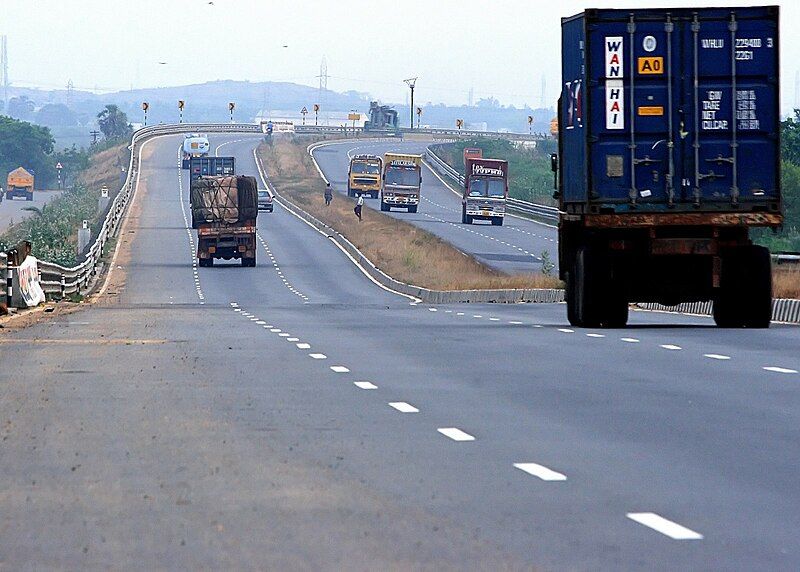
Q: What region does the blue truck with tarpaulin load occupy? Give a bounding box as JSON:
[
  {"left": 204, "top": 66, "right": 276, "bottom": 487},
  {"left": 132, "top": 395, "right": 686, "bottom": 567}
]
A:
[{"left": 553, "top": 6, "right": 781, "bottom": 328}]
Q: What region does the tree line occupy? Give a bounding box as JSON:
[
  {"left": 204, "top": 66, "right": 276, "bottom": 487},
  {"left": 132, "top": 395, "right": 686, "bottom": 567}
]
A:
[{"left": 0, "top": 105, "right": 131, "bottom": 189}]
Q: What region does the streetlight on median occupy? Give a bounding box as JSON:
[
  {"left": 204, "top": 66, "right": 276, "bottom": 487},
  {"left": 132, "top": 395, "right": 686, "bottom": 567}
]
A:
[{"left": 404, "top": 77, "right": 417, "bottom": 130}]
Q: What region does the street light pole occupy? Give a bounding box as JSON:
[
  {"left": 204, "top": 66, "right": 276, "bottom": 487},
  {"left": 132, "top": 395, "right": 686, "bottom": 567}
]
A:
[{"left": 404, "top": 77, "right": 417, "bottom": 130}]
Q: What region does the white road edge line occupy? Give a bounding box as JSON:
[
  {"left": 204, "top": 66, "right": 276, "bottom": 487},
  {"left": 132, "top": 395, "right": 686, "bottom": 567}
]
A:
[
  {"left": 513, "top": 463, "right": 567, "bottom": 481},
  {"left": 626, "top": 513, "right": 703, "bottom": 540}
]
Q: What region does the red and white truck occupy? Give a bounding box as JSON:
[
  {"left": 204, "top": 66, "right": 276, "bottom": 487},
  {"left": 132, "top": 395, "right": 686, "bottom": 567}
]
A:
[{"left": 462, "top": 158, "right": 508, "bottom": 226}]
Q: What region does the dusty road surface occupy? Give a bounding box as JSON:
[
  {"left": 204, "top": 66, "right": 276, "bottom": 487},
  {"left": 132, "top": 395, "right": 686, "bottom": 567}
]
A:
[{"left": 1, "top": 133, "right": 799, "bottom": 570}]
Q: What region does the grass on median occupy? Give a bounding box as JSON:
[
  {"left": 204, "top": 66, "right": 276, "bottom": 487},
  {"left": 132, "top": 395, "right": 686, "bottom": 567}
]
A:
[
  {"left": 258, "top": 136, "right": 562, "bottom": 291},
  {"left": 774, "top": 267, "right": 800, "bottom": 299}
]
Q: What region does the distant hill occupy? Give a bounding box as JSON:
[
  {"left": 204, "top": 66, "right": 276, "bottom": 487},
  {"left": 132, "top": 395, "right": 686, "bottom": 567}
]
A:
[{"left": 2, "top": 79, "right": 554, "bottom": 147}]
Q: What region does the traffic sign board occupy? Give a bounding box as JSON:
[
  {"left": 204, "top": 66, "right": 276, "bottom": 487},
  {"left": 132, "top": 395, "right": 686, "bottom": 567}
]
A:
[
  {"left": 55, "top": 162, "right": 63, "bottom": 169},
  {"left": 301, "top": 107, "right": 308, "bottom": 114},
  {"left": 313, "top": 104, "right": 319, "bottom": 112}
]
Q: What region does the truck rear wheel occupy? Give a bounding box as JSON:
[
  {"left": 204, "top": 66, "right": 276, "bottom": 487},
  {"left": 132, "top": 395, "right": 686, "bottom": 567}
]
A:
[
  {"left": 380, "top": 201, "right": 389, "bottom": 212},
  {"left": 408, "top": 205, "right": 418, "bottom": 213},
  {"left": 571, "top": 247, "right": 603, "bottom": 328},
  {"left": 347, "top": 186, "right": 354, "bottom": 197},
  {"left": 715, "top": 246, "right": 771, "bottom": 328},
  {"left": 199, "top": 257, "right": 213, "bottom": 268},
  {"left": 241, "top": 256, "right": 256, "bottom": 267},
  {"left": 491, "top": 217, "right": 503, "bottom": 226}
]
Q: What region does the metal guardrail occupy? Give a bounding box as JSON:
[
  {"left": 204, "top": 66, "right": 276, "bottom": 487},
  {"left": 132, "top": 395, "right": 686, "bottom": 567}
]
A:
[
  {"left": 424, "top": 146, "right": 560, "bottom": 222},
  {"left": 31, "top": 123, "right": 260, "bottom": 298},
  {"left": 295, "top": 123, "right": 549, "bottom": 142},
  {"left": 774, "top": 253, "right": 800, "bottom": 265}
]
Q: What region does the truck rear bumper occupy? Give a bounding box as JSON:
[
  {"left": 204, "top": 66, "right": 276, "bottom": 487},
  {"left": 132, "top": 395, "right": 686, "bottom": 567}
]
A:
[{"left": 565, "top": 211, "right": 783, "bottom": 228}]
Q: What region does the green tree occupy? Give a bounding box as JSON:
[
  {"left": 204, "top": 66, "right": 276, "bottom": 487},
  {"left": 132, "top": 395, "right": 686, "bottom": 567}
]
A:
[
  {"left": 781, "top": 109, "right": 800, "bottom": 166},
  {"left": 96, "top": 105, "right": 132, "bottom": 141},
  {"left": 0, "top": 115, "right": 56, "bottom": 187}
]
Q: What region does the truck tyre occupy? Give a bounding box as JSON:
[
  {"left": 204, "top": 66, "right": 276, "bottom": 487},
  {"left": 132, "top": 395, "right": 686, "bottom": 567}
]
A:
[
  {"left": 491, "top": 217, "right": 503, "bottom": 226},
  {"left": 573, "top": 247, "right": 602, "bottom": 328},
  {"left": 380, "top": 201, "right": 389, "bottom": 212},
  {"left": 408, "top": 205, "right": 418, "bottom": 213},
  {"left": 241, "top": 256, "right": 256, "bottom": 267},
  {"left": 566, "top": 270, "right": 578, "bottom": 326},
  {"left": 461, "top": 205, "right": 467, "bottom": 224},
  {"left": 27, "top": 194, "right": 33, "bottom": 201},
  {"left": 714, "top": 250, "right": 747, "bottom": 328},
  {"left": 347, "top": 186, "right": 354, "bottom": 198},
  {"left": 743, "top": 245, "right": 772, "bottom": 328},
  {"left": 604, "top": 293, "right": 629, "bottom": 328},
  {"left": 372, "top": 191, "right": 379, "bottom": 199},
  {"left": 199, "top": 258, "right": 213, "bottom": 268}
]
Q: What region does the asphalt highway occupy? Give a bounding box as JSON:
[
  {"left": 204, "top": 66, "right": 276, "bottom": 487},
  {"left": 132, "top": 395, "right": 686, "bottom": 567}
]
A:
[
  {"left": 0, "top": 189, "right": 63, "bottom": 234},
  {"left": 0, "top": 132, "right": 798, "bottom": 570},
  {"left": 310, "top": 137, "right": 559, "bottom": 275}
]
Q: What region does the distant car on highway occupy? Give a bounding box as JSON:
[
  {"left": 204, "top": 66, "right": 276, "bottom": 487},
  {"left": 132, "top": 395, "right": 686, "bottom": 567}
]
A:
[{"left": 258, "top": 188, "right": 274, "bottom": 212}]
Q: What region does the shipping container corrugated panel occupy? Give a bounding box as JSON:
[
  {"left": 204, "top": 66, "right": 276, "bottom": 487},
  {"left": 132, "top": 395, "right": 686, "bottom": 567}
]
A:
[{"left": 559, "top": 6, "right": 780, "bottom": 214}]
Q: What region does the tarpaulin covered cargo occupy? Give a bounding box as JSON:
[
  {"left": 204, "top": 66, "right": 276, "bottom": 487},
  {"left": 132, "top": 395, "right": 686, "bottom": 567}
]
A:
[{"left": 190, "top": 175, "right": 258, "bottom": 227}]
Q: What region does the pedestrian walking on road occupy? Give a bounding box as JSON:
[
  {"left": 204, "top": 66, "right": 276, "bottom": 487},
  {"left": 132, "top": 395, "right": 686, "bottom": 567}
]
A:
[
  {"left": 324, "top": 183, "right": 333, "bottom": 206},
  {"left": 354, "top": 194, "right": 364, "bottom": 221}
]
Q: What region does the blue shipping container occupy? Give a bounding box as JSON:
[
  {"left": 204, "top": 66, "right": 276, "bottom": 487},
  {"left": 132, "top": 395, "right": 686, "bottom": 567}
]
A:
[
  {"left": 559, "top": 6, "right": 780, "bottom": 214},
  {"left": 189, "top": 156, "right": 236, "bottom": 182}
]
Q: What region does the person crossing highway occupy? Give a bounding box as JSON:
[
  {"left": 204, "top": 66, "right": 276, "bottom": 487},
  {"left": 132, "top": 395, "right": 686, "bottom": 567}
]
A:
[
  {"left": 324, "top": 183, "right": 333, "bottom": 206},
  {"left": 354, "top": 194, "right": 364, "bottom": 221}
]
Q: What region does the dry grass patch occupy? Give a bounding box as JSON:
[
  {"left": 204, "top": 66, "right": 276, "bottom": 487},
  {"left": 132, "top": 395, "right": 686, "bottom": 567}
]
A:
[
  {"left": 774, "top": 267, "right": 800, "bottom": 299},
  {"left": 259, "top": 137, "right": 562, "bottom": 291},
  {"left": 79, "top": 143, "right": 130, "bottom": 191}
]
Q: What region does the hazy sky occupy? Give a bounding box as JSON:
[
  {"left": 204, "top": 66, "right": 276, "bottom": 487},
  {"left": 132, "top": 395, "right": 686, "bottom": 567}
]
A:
[{"left": 2, "top": 0, "right": 798, "bottom": 110}]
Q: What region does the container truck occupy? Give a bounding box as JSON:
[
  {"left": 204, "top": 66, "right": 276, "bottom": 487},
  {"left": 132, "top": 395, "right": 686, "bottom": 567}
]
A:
[
  {"left": 348, "top": 154, "right": 383, "bottom": 198},
  {"left": 380, "top": 153, "right": 422, "bottom": 212},
  {"left": 182, "top": 134, "right": 210, "bottom": 169},
  {"left": 190, "top": 175, "right": 258, "bottom": 267},
  {"left": 6, "top": 167, "right": 34, "bottom": 201},
  {"left": 554, "top": 6, "right": 781, "bottom": 328},
  {"left": 189, "top": 156, "right": 235, "bottom": 183},
  {"left": 462, "top": 158, "right": 508, "bottom": 226}
]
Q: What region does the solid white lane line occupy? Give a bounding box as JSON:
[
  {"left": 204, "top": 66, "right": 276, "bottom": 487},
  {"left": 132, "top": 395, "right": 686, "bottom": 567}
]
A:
[
  {"left": 513, "top": 463, "right": 567, "bottom": 481},
  {"left": 388, "top": 402, "right": 419, "bottom": 413},
  {"left": 330, "top": 366, "right": 350, "bottom": 373},
  {"left": 661, "top": 344, "right": 682, "bottom": 351},
  {"left": 704, "top": 354, "right": 731, "bottom": 360},
  {"left": 354, "top": 381, "right": 377, "bottom": 390},
  {"left": 309, "top": 353, "right": 327, "bottom": 359},
  {"left": 763, "top": 366, "right": 798, "bottom": 374},
  {"left": 437, "top": 427, "right": 475, "bottom": 442},
  {"left": 586, "top": 333, "right": 605, "bottom": 338},
  {"left": 620, "top": 337, "right": 640, "bottom": 343},
  {"left": 296, "top": 343, "right": 311, "bottom": 349},
  {"left": 626, "top": 513, "right": 703, "bottom": 540},
  {"left": 558, "top": 328, "right": 574, "bottom": 333}
]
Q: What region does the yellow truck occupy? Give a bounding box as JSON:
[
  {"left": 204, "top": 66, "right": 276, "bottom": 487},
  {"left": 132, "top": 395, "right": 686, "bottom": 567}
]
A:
[
  {"left": 380, "top": 153, "right": 422, "bottom": 213},
  {"left": 6, "top": 167, "right": 34, "bottom": 201},
  {"left": 347, "top": 154, "right": 382, "bottom": 198}
]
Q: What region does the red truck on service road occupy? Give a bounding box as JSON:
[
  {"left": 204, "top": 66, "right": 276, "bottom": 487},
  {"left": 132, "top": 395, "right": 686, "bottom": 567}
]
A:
[{"left": 462, "top": 158, "right": 508, "bottom": 226}]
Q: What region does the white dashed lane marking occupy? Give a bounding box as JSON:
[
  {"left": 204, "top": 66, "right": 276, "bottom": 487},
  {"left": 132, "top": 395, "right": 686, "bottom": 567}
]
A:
[
  {"left": 763, "top": 366, "right": 798, "bottom": 374},
  {"left": 354, "top": 381, "right": 378, "bottom": 390},
  {"left": 557, "top": 328, "right": 574, "bottom": 334},
  {"left": 296, "top": 343, "right": 311, "bottom": 349},
  {"left": 388, "top": 402, "right": 420, "bottom": 413},
  {"left": 704, "top": 354, "right": 731, "bottom": 360},
  {"left": 621, "top": 337, "right": 640, "bottom": 343},
  {"left": 437, "top": 427, "right": 476, "bottom": 442},
  {"left": 661, "top": 344, "right": 682, "bottom": 351},
  {"left": 513, "top": 463, "right": 568, "bottom": 482},
  {"left": 627, "top": 513, "right": 703, "bottom": 540},
  {"left": 257, "top": 233, "right": 310, "bottom": 303},
  {"left": 330, "top": 366, "right": 350, "bottom": 373},
  {"left": 309, "top": 353, "right": 327, "bottom": 360},
  {"left": 586, "top": 333, "right": 605, "bottom": 338}
]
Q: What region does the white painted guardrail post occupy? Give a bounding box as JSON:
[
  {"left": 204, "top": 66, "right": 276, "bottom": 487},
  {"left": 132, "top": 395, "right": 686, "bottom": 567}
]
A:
[{"left": 1, "top": 252, "right": 11, "bottom": 310}]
